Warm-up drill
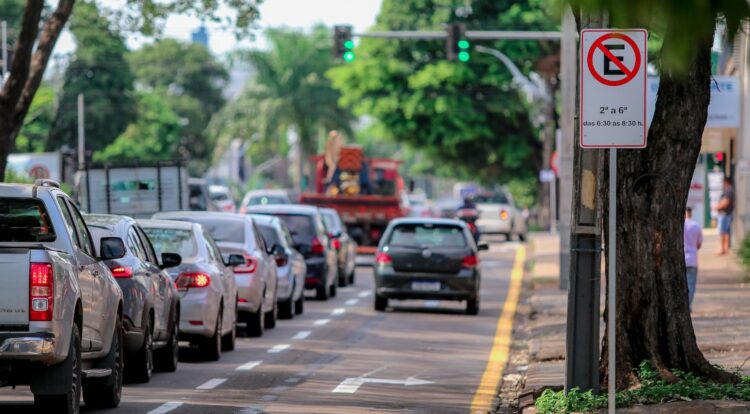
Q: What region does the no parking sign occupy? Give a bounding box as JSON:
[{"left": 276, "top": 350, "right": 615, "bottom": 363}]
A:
[{"left": 580, "top": 29, "right": 648, "bottom": 148}]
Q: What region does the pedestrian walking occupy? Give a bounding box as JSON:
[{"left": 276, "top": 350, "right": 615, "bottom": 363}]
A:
[
  {"left": 716, "top": 177, "right": 734, "bottom": 255},
  {"left": 684, "top": 207, "right": 703, "bottom": 310}
]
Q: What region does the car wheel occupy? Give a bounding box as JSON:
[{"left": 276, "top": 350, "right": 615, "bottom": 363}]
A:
[
  {"left": 265, "top": 301, "right": 277, "bottom": 329},
  {"left": 127, "top": 316, "right": 153, "bottom": 383},
  {"left": 374, "top": 294, "right": 388, "bottom": 311},
  {"left": 279, "top": 296, "right": 294, "bottom": 319},
  {"left": 329, "top": 280, "right": 337, "bottom": 298},
  {"left": 518, "top": 232, "right": 527, "bottom": 242},
  {"left": 338, "top": 268, "right": 347, "bottom": 287},
  {"left": 316, "top": 283, "right": 329, "bottom": 301},
  {"left": 222, "top": 302, "right": 237, "bottom": 352},
  {"left": 245, "top": 302, "right": 265, "bottom": 337},
  {"left": 348, "top": 269, "right": 355, "bottom": 285},
  {"left": 294, "top": 294, "right": 305, "bottom": 315},
  {"left": 201, "top": 310, "right": 222, "bottom": 361},
  {"left": 34, "top": 324, "right": 82, "bottom": 414},
  {"left": 466, "top": 297, "right": 480, "bottom": 315},
  {"left": 83, "top": 316, "right": 123, "bottom": 409},
  {"left": 155, "top": 310, "right": 179, "bottom": 372}
]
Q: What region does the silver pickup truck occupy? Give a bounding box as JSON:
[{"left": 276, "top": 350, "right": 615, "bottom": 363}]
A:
[{"left": 0, "top": 180, "right": 126, "bottom": 413}]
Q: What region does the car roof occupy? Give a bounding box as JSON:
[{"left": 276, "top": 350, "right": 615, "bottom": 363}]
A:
[
  {"left": 389, "top": 217, "right": 467, "bottom": 227},
  {"left": 83, "top": 213, "right": 135, "bottom": 231},
  {"left": 153, "top": 211, "right": 251, "bottom": 223},
  {"left": 246, "top": 189, "right": 290, "bottom": 197},
  {"left": 246, "top": 204, "right": 320, "bottom": 215},
  {"left": 249, "top": 214, "right": 280, "bottom": 226},
  {"left": 137, "top": 218, "right": 198, "bottom": 231}
]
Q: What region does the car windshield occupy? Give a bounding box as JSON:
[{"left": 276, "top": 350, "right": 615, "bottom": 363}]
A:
[
  {"left": 475, "top": 193, "right": 509, "bottom": 204},
  {"left": 249, "top": 195, "right": 288, "bottom": 206},
  {"left": 142, "top": 227, "right": 197, "bottom": 258},
  {"left": 0, "top": 198, "right": 56, "bottom": 242},
  {"left": 274, "top": 214, "right": 314, "bottom": 245},
  {"left": 258, "top": 224, "right": 283, "bottom": 249},
  {"left": 388, "top": 223, "right": 466, "bottom": 248},
  {"left": 321, "top": 212, "right": 342, "bottom": 235}
]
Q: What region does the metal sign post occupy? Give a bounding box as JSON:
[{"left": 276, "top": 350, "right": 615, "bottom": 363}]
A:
[{"left": 579, "top": 29, "right": 647, "bottom": 413}]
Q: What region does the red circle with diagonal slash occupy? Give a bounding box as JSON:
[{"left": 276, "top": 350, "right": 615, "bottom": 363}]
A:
[{"left": 587, "top": 33, "right": 641, "bottom": 87}]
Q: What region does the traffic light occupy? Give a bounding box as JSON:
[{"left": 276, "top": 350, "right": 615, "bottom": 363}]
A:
[
  {"left": 333, "top": 25, "right": 355, "bottom": 62},
  {"left": 446, "top": 23, "right": 470, "bottom": 62}
]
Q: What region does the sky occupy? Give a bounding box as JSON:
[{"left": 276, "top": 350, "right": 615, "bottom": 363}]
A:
[{"left": 54, "top": 0, "right": 383, "bottom": 56}]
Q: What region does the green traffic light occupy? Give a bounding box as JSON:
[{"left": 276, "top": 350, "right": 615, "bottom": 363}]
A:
[
  {"left": 344, "top": 40, "right": 354, "bottom": 49},
  {"left": 343, "top": 51, "right": 355, "bottom": 62},
  {"left": 458, "top": 51, "right": 470, "bottom": 62},
  {"left": 457, "top": 39, "right": 470, "bottom": 49}
]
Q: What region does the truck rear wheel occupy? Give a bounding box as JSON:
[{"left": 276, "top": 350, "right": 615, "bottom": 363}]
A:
[
  {"left": 83, "top": 317, "right": 123, "bottom": 409},
  {"left": 34, "top": 325, "right": 82, "bottom": 414}
]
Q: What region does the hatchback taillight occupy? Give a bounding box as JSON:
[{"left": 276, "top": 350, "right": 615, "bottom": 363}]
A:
[
  {"left": 275, "top": 256, "right": 288, "bottom": 267},
  {"left": 462, "top": 255, "right": 479, "bottom": 269},
  {"left": 30, "top": 263, "right": 53, "bottom": 321},
  {"left": 375, "top": 252, "right": 392, "bottom": 265},
  {"left": 110, "top": 266, "right": 133, "bottom": 278},
  {"left": 233, "top": 255, "right": 257, "bottom": 274},
  {"left": 331, "top": 238, "right": 342, "bottom": 250},
  {"left": 311, "top": 238, "right": 325, "bottom": 255},
  {"left": 176, "top": 272, "right": 211, "bottom": 288}
]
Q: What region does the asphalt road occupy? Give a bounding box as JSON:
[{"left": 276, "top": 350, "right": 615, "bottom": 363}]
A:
[{"left": 0, "top": 238, "right": 521, "bottom": 414}]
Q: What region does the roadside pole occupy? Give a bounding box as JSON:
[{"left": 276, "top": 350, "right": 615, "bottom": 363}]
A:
[
  {"left": 558, "top": 6, "right": 576, "bottom": 290},
  {"left": 608, "top": 149, "right": 616, "bottom": 411},
  {"left": 77, "top": 93, "right": 85, "bottom": 169},
  {"left": 2, "top": 21, "right": 7, "bottom": 82}
]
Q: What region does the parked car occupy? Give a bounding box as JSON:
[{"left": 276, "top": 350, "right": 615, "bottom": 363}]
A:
[
  {"left": 84, "top": 214, "right": 182, "bottom": 382},
  {"left": 239, "top": 189, "right": 293, "bottom": 213},
  {"left": 153, "top": 212, "right": 278, "bottom": 335},
  {"left": 320, "top": 208, "right": 357, "bottom": 286},
  {"left": 245, "top": 205, "right": 338, "bottom": 300},
  {"left": 0, "top": 180, "right": 126, "bottom": 413},
  {"left": 373, "top": 218, "right": 489, "bottom": 315},
  {"left": 209, "top": 185, "right": 237, "bottom": 213},
  {"left": 252, "top": 214, "right": 307, "bottom": 318},
  {"left": 475, "top": 191, "right": 527, "bottom": 241},
  {"left": 138, "top": 219, "right": 238, "bottom": 360}
]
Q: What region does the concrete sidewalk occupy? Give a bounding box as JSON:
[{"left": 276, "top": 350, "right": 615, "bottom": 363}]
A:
[{"left": 518, "top": 230, "right": 750, "bottom": 413}]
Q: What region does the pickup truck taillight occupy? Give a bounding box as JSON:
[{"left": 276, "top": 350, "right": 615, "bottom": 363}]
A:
[
  {"left": 30, "top": 263, "right": 53, "bottom": 321},
  {"left": 175, "top": 272, "right": 211, "bottom": 288}
]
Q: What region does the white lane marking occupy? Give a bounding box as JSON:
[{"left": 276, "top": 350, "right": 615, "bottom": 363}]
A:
[
  {"left": 332, "top": 377, "right": 434, "bottom": 394},
  {"left": 358, "top": 290, "right": 372, "bottom": 298},
  {"left": 331, "top": 308, "right": 346, "bottom": 316},
  {"left": 314, "top": 319, "right": 331, "bottom": 326},
  {"left": 148, "top": 402, "right": 183, "bottom": 414},
  {"left": 196, "top": 378, "right": 227, "bottom": 390},
  {"left": 236, "top": 361, "right": 263, "bottom": 371},
  {"left": 345, "top": 299, "right": 359, "bottom": 306},
  {"left": 424, "top": 300, "right": 440, "bottom": 308},
  {"left": 292, "top": 330, "right": 311, "bottom": 340},
  {"left": 268, "top": 344, "right": 291, "bottom": 353}
]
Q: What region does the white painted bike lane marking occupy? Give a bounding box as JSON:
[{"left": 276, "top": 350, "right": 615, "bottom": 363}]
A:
[{"left": 196, "top": 378, "right": 227, "bottom": 390}]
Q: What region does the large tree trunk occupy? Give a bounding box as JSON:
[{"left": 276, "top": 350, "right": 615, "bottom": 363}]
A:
[{"left": 600, "top": 23, "right": 738, "bottom": 389}]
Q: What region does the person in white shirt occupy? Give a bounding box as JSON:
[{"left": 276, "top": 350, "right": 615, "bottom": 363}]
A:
[{"left": 684, "top": 207, "right": 703, "bottom": 310}]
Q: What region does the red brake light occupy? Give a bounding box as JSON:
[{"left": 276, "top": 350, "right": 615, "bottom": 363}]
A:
[
  {"left": 332, "top": 238, "right": 342, "bottom": 250},
  {"left": 311, "top": 238, "right": 325, "bottom": 254},
  {"left": 275, "top": 256, "right": 288, "bottom": 267},
  {"left": 462, "top": 255, "right": 479, "bottom": 269},
  {"left": 233, "top": 255, "right": 257, "bottom": 274},
  {"left": 110, "top": 266, "right": 133, "bottom": 278},
  {"left": 176, "top": 272, "right": 211, "bottom": 288},
  {"left": 375, "top": 252, "right": 392, "bottom": 265},
  {"left": 30, "top": 263, "right": 53, "bottom": 321}
]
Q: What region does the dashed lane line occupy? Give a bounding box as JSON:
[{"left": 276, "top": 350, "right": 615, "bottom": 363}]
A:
[
  {"left": 358, "top": 290, "right": 372, "bottom": 298},
  {"left": 345, "top": 299, "right": 359, "bottom": 306},
  {"left": 147, "top": 402, "right": 183, "bottom": 414},
  {"left": 236, "top": 361, "right": 263, "bottom": 371},
  {"left": 313, "top": 319, "right": 331, "bottom": 326},
  {"left": 268, "top": 344, "right": 291, "bottom": 353},
  {"left": 331, "top": 308, "right": 346, "bottom": 316},
  {"left": 292, "top": 330, "right": 311, "bottom": 340},
  {"left": 196, "top": 378, "right": 227, "bottom": 390}
]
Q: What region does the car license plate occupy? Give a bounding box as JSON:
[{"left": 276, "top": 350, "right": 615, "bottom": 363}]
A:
[{"left": 412, "top": 281, "right": 440, "bottom": 291}]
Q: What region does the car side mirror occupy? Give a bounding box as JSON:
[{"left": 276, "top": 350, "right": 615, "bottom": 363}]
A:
[
  {"left": 477, "top": 242, "right": 490, "bottom": 252},
  {"left": 160, "top": 252, "right": 182, "bottom": 269},
  {"left": 99, "top": 237, "right": 126, "bottom": 260},
  {"left": 227, "top": 254, "right": 246, "bottom": 267}
]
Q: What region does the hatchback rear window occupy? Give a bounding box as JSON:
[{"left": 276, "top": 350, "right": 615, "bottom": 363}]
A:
[
  {"left": 388, "top": 224, "right": 466, "bottom": 248},
  {"left": 0, "top": 198, "right": 56, "bottom": 242},
  {"left": 249, "top": 196, "right": 289, "bottom": 206},
  {"left": 274, "top": 214, "right": 314, "bottom": 245},
  {"left": 258, "top": 224, "right": 282, "bottom": 248},
  {"left": 475, "top": 193, "right": 509, "bottom": 204},
  {"left": 321, "top": 211, "right": 343, "bottom": 235},
  {"left": 184, "top": 218, "right": 248, "bottom": 245},
  {"left": 142, "top": 228, "right": 197, "bottom": 259}
]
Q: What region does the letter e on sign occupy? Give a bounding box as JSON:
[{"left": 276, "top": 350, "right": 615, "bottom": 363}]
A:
[{"left": 580, "top": 29, "right": 648, "bottom": 148}]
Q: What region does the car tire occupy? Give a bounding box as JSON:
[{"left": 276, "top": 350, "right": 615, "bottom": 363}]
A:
[
  {"left": 316, "top": 284, "right": 329, "bottom": 301},
  {"left": 155, "top": 310, "right": 179, "bottom": 372},
  {"left": 466, "top": 297, "right": 480, "bottom": 315},
  {"left": 329, "top": 280, "right": 337, "bottom": 298},
  {"left": 348, "top": 269, "right": 355, "bottom": 285},
  {"left": 246, "top": 302, "right": 265, "bottom": 337},
  {"left": 294, "top": 294, "right": 305, "bottom": 315},
  {"left": 279, "top": 297, "right": 294, "bottom": 319},
  {"left": 265, "top": 301, "right": 278, "bottom": 329},
  {"left": 127, "top": 316, "right": 153, "bottom": 383},
  {"left": 83, "top": 316, "right": 123, "bottom": 409},
  {"left": 374, "top": 294, "right": 388, "bottom": 311},
  {"left": 518, "top": 232, "right": 527, "bottom": 242},
  {"left": 222, "top": 303, "right": 237, "bottom": 352},
  {"left": 338, "top": 268, "right": 347, "bottom": 287},
  {"left": 34, "top": 324, "right": 82, "bottom": 414},
  {"left": 201, "top": 310, "right": 222, "bottom": 361}
]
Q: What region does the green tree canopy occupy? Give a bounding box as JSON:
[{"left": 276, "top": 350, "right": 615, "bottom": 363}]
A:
[
  {"left": 15, "top": 83, "right": 55, "bottom": 153},
  {"left": 328, "top": 0, "right": 557, "bottom": 184},
  {"left": 47, "top": 1, "right": 135, "bottom": 153}
]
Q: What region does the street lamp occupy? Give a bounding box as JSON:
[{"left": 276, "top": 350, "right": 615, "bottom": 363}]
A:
[{"left": 474, "top": 45, "right": 550, "bottom": 103}]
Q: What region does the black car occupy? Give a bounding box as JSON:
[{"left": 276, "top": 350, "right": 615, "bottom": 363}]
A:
[
  {"left": 246, "top": 205, "right": 338, "bottom": 300},
  {"left": 85, "top": 214, "right": 183, "bottom": 382},
  {"left": 373, "top": 218, "right": 489, "bottom": 315}
]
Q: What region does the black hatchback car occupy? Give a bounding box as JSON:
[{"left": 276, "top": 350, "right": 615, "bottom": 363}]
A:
[
  {"left": 374, "top": 218, "right": 488, "bottom": 315},
  {"left": 85, "top": 214, "right": 183, "bottom": 382}
]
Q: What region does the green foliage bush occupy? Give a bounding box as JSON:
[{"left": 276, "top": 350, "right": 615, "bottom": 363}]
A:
[
  {"left": 535, "top": 362, "right": 750, "bottom": 413},
  {"left": 738, "top": 236, "right": 750, "bottom": 279}
]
